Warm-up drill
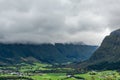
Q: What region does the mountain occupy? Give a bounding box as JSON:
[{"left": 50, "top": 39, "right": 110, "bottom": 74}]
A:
[
  {"left": 79, "top": 29, "right": 120, "bottom": 70},
  {"left": 0, "top": 43, "right": 97, "bottom": 65}
]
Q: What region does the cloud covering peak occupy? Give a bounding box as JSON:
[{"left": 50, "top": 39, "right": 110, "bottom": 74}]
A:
[{"left": 0, "top": 0, "right": 119, "bottom": 45}]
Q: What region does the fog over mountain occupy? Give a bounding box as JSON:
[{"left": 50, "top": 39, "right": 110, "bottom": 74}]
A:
[{"left": 0, "top": 0, "right": 119, "bottom": 45}]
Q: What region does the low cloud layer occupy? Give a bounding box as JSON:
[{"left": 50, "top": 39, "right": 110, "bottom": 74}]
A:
[{"left": 0, "top": 0, "right": 119, "bottom": 45}]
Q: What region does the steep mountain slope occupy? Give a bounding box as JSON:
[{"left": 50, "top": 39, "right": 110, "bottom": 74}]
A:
[
  {"left": 0, "top": 43, "right": 97, "bottom": 65},
  {"left": 80, "top": 29, "right": 120, "bottom": 70}
]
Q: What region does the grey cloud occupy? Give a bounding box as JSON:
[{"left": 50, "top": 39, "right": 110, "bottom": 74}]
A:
[{"left": 0, "top": 0, "right": 119, "bottom": 45}]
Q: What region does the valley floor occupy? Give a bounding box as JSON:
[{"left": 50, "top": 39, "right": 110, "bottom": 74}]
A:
[{"left": 0, "top": 63, "right": 120, "bottom": 80}]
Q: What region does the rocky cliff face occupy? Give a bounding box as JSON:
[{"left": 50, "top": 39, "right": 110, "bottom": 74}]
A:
[{"left": 81, "top": 29, "right": 120, "bottom": 70}]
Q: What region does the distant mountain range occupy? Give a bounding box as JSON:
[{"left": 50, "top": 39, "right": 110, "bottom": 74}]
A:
[
  {"left": 0, "top": 43, "right": 97, "bottom": 65},
  {"left": 79, "top": 29, "right": 120, "bottom": 70}
]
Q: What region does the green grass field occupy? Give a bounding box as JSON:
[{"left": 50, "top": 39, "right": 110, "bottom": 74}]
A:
[
  {"left": 75, "top": 70, "right": 120, "bottom": 80},
  {"left": 31, "top": 73, "right": 66, "bottom": 80},
  {"left": 1, "top": 63, "right": 120, "bottom": 80},
  {"left": 29, "top": 71, "right": 120, "bottom": 80}
]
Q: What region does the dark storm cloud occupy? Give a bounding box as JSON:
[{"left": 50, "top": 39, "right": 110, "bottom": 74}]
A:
[{"left": 0, "top": 0, "right": 119, "bottom": 45}]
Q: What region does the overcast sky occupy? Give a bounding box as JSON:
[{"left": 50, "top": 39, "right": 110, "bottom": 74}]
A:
[{"left": 0, "top": 0, "right": 119, "bottom": 45}]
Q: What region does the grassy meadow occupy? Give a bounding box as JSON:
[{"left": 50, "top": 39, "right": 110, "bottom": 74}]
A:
[{"left": 0, "top": 63, "right": 120, "bottom": 80}]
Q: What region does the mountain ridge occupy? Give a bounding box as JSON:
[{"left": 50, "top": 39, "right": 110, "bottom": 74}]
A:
[
  {"left": 79, "top": 29, "right": 120, "bottom": 70},
  {"left": 0, "top": 43, "right": 97, "bottom": 65}
]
